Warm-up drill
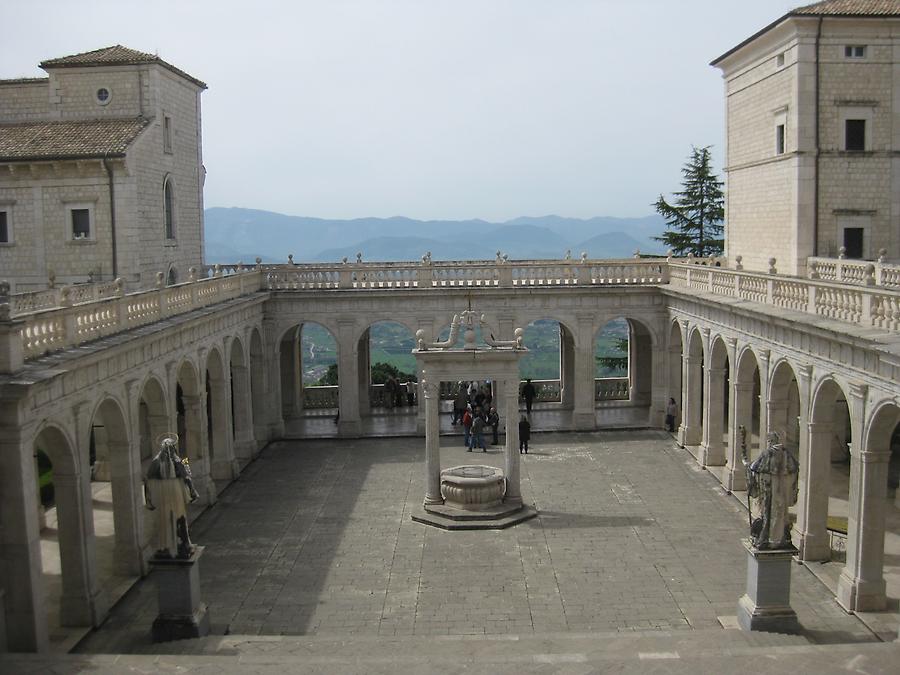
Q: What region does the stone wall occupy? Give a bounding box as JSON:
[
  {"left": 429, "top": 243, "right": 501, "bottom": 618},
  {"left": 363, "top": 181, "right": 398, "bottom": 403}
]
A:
[{"left": 0, "top": 81, "right": 50, "bottom": 121}]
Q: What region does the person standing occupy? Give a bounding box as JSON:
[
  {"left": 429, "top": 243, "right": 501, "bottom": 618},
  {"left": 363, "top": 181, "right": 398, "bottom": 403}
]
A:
[
  {"left": 522, "top": 379, "right": 536, "bottom": 415},
  {"left": 665, "top": 397, "right": 679, "bottom": 433},
  {"left": 452, "top": 383, "right": 467, "bottom": 425},
  {"left": 518, "top": 415, "right": 531, "bottom": 454},
  {"left": 406, "top": 379, "right": 416, "bottom": 406},
  {"left": 487, "top": 407, "right": 500, "bottom": 445},
  {"left": 462, "top": 405, "right": 473, "bottom": 448},
  {"left": 470, "top": 410, "right": 487, "bottom": 452}
]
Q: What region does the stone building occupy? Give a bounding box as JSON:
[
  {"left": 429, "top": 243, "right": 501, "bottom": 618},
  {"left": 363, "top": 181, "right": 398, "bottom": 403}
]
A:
[
  {"left": 712, "top": 0, "right": 900, "bottom": 276},
  {"left": 0, "top": 46, "right": 206, "bottom": 293},
  {"left": 0, "top": 3, "right": 899, "bottom": 663}
]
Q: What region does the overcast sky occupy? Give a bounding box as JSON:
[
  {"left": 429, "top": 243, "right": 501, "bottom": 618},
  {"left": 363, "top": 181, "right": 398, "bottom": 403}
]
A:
[{"left": 2, "top": 0, "right": 798, "bottom": 221}]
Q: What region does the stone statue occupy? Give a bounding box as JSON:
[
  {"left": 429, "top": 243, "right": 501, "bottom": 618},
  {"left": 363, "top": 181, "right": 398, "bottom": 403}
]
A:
[
  {"left": 144, "top": 434, "right": 199, "bottom": 559},
  {"left": 745, "top": 431, "right": 799, "bottom": 550}
]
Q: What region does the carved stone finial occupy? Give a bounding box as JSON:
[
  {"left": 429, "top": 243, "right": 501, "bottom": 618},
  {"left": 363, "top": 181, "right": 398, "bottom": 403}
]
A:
[
  {"left": 838, "top": 246, "right": 846, "bottom": 260},
  {"left": 633, "top": 249, "right": 641, "bottom": 258},
  {"left": 189, "top": 266, "right": 197, "bottom": 282},
  {"left": 496, "top": 250, "right": 502, "bottom": 263},
  {"left": 768, "top": 258, "right": 777, "bottom": 275},
  {"left": 514, "top": 327, "right": 524, "bottom": 349},
  {"left": 666, "top": 249, "right": 674, "bottom": 261},
  {"left": 47, "top": 269, "right": 56, "bottom": 289},
  {"left": 415, "top": 328, "right": 427, "bottom": 350},
  {"left": 59, "top": 285, "right": 72, "bottom": 307},
  {"left": 213, "top": 263, "right": 222, "bottom": 277},
  {"left": 865, "top": 263, "right": 876, "bottom": 286},
  {"left": 580, "top": 251, "right": 587, "bottom": 263},
  {"left": 502, "top": 254, "right": 508, "bottom": 263},
  {"left": 255, "top": 256, "right": 262, "bottom": 270},
  {"left": 356, "top": 252, "right": 363, "bottom": 264},
  {"left": 342, "top": 256, "right": 348, "bottom": 265},
  {"left": 87, "top": 269, "right": 95, "bottom": 284},
  {"left": 156, "top": 271, "right": 165, "bottom": 288},
  {"left": 287, "top": 254, "right": 294, "bottom": 265},
  {"left": 878, "top": 248, "right": 887, "bottom": 264},
  {"left": 686, "top": 252, "right": 694, "bottom": 261},
  {"left": 237, "top": 261, "right": 244, "bottom": 273},
  {"left": 734, "top": 255, "right": 743, "bottom": 271}
]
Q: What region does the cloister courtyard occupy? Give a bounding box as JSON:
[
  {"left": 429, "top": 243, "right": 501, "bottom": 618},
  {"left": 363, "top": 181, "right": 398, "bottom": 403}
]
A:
[{"left": 67, "top": 427, "right": 890, "bottom": 655}]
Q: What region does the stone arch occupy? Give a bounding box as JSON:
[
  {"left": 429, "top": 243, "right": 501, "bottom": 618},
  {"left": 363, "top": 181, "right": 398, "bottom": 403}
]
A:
[
  {"left": 666, "top": 320, "right": 684, "bottom": 432},
  {"left": 733, "top": 346, "right": 762, "bottom": 458},
  {"left": 801, "top": 377, "right": 852, "bottom": 563},
  {"left": 768, "top": 359, "right": 802, "bottom": 452},
  {"left": 700, "top": 335, "right": 730, "bottom": 467},
  {"left": 516, "top": 316, "right": 571, "bottom": 406},
  {"left": 279, "top": 321, "right": 341, "bottom": 420},
  {"left": 357, "top": 320, "right": 418, "bottom": 412},
  {"left": 32, "top": 422, "right": 102, "bottom": 630},
  {"left": 679, "top": 326, "right": 705, "bottom": 447}
]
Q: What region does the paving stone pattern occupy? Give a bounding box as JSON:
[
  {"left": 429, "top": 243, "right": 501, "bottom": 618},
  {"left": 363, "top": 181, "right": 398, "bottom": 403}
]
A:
[{"left": 77, "top": 431, "right": 874, "bottom": 653}]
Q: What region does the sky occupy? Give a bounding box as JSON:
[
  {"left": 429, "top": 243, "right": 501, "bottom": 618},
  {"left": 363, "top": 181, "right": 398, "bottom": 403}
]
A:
[{"left": 1, "top": 0, "right": 799, "bottom": 221}]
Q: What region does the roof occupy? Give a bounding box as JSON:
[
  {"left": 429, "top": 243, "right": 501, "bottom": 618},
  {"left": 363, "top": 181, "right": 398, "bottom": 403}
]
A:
[
  {"left": 40, "top": 45, "right": 207, "bottom": 89},
  {"left": 0, "top": 77, "right": 49, "bottom": 86},
  {"left": 711, "top": 0, "right": 900, "bottom": 66},
  {"left": 0, "top": 117, "right": 150, "bottom": 162}
]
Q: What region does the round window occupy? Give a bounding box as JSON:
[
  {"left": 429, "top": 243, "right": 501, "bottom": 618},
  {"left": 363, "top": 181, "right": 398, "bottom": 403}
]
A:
[{"left": 96, "top": 87, "right": 111, "bottom": 105}]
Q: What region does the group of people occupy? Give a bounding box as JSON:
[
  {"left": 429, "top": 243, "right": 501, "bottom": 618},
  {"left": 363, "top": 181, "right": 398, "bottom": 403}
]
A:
[
  {"left": 383, "top": 376, "right": 416, "bottom": 409},
  {"left": 450, "top": 381, "right": 532, "bottom": 454}
]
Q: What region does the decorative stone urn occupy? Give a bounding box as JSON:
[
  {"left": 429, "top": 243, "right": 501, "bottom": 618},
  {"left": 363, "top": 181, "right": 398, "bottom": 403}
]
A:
[{"left": 440, "top": 465, "right": 505, "bottom": 511}]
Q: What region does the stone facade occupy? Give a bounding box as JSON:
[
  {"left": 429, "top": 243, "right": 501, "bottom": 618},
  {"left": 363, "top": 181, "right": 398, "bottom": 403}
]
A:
[
  {"left": 0, "top": 47, "right": 205, "bottom": 292},
  {"left": 713, "top": 10, "right": 900, "bottom": 275}
]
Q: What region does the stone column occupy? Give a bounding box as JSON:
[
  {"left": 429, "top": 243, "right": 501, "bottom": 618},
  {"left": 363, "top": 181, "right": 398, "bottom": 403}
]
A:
[
  {"left": 722, "top": 338, "right": 741, "bottom": 490},
  {"left": 209, "top": 373, "right": 237, "bottom": 482},
  {"left": 504, "top": 378, "right": 522, "bottom": 505},
  {"left": 185, "top": 393, "right": 215, "bottom": 505},
  {"left": 415, "top": 319, "right": 434, "bottom": 435},
  {"left": 726, "top": 382, "right": 754, "bottom": 491},
  {"left": 337, "top": 319, "right": 361, "bottom": 437},
  {"left": 55, "top": 471, "right": 108, "bottom": 627},
  {"left": 757, "top": 350, "right": 771, "bottom": 448},
  {"left": 678, "top": 354, "right": 702, "bottom": 447},
  {"left": 700, "top": 366, "right": 727, "bottom": 466},
  {"left": 649, "top": 345, "right": 667, "bottom": 427},
  {"left": 572, "top": 313, "right": 596, "bottom": 430},
  {"left": 797, "top": 421, "right": 834, "bottom": 561},
  {"left": 357, "top": 328, "right": 370, "bottom": 414},
  {"left": 263, "top": 318, "right": 285, "bottom": 438},
  {"left": 423, "top": 378, "right": 442, "bottom": 505},
  {"left": 0, "top": 426, "right": 48, "bottom": 651},
  {"left": 837, "top": 384, "right": 888, "bottom": 612},
  {"left": 230, "top": 364, "right": 256, "bottom": 464},
  {"left": 108, "top": 436, "right": 144, "bottom": 577},
  {"left": 560, "top": 326, "right": 575, "bottom": 410},
  {"left": 279, "top": 328, "right": 302, "bottom": 421}
]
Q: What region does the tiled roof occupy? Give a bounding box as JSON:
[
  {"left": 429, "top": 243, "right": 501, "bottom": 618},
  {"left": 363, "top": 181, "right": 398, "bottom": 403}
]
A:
[
  {"left": 791, "top": 0, "right": 900, "bottom": 15},
  {"left": 0, "top": 77, "right": 49, "bottom": 85},
  {"left": 712, "top": 0, "right": 900, "bottom": 65},
  {"left": 0, "top": 118, "right": 149, "bottom": 162},
  {"left": 40, "top": 45, "right": 207, "bottom": 89}
]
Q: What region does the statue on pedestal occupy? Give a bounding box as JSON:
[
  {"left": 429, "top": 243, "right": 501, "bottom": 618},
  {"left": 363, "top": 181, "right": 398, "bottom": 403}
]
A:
[
  {"left": 144, "top": 433, "right": 199, "bottom": 559},
  {"left": 743, "top": 430, "right": 799, "bottom": 550}
]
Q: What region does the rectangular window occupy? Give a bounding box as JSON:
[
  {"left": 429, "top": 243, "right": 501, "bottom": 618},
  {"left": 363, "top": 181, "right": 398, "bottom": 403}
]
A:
[
  {"left": 776, "top": 52, "right": 785, "bottom": 68},
  {"left": 71, "top": 208, "right": 91, "bottom": 239},
  {"left": 164, "top": 115, "right": 173, "bottom": 153},
  {"left": 845, "top": 119, "right": 866, "bottom": 151},
  {"left": 844, "top": 45, "right": 866, "bottom": 58},
  {"left": 0, "top": 210, "right": 9, "bottom": 243},
  {"left": 775, "top": 124, "right": 785, "bottom": 155}
]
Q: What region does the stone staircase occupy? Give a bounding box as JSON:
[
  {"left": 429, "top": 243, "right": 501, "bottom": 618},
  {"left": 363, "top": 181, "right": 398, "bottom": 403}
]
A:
[{"left": 4, "top": 627, "right": 895, "bottom": 674}]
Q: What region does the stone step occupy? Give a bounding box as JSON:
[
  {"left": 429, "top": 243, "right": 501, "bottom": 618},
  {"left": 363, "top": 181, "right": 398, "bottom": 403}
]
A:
[{"left": 8, "top": 637, "right": 899, "bottom": 675}]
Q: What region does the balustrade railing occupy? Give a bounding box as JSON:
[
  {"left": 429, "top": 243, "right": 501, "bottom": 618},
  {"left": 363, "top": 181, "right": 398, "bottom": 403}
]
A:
[
  {"left": 808, "top": 256, "right": 900, "bottom": 289},
  {"left": 302, "top": 385, "right": 339, "bottom": 409},
  {"left": 670, "top": 262, "right": 900, "bottom": 333},
  {"left": 7, "top": 255, "right": 900, "bottom": 372},
  {"left": 595, "top": 377, "right": 629, "bottom": 401}
]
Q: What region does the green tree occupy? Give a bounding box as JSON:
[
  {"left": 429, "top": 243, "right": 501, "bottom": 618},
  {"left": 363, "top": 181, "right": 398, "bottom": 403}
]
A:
[
  {"left": 370, "top": 361, "right": 415, "bottom": 384},
  {"left": 316, "top": 363, "right": 339, "bottom": 386},
  {"left": 653, "top": 146, "right": 724, "bottom": 257},
  {"left": 596, "top": 337, "right": 629, "bottom": 377}
]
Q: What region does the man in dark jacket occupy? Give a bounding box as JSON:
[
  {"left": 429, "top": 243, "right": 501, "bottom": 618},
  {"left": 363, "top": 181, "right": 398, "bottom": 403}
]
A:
[
  {"left": 487, "top": 407, "right": 500, "bottom": 445},
  {"left": 518, "top": 415, "right": 531, "bottom": 454}
]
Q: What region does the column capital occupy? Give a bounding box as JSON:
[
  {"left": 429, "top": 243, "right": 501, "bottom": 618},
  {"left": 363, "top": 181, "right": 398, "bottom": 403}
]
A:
[
  {"left": 708, "top": 367, "right": 727, "bottom": 377},
  {"left": 797, "top": 364, "right": 812, "bottom": 382},
  {"left": 807, "top": 421, "right": 832, "bottom": 432},
  {"left": 700, "top": 327, "right": 711, "bottom": 339},
  {"left": 756, "top": 348, "right": 770, "bottom": 365},
  {"left": 858, "top": 449, "right": 890, "bottom": 464}
]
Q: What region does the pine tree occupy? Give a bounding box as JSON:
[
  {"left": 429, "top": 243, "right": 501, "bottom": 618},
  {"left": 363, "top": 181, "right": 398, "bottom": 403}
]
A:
[{"left": 653, "top": 146, "right": 724, "bottom": 257}]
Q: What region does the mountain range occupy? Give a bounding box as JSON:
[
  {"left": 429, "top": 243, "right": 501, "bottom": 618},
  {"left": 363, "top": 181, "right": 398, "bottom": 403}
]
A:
[{"left": 203, "top": 208, "right": 669, "bottom": 264}]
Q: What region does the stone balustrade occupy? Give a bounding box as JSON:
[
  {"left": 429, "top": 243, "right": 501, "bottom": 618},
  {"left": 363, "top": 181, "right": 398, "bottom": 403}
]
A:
[
  {"left": 807, "top": 256, "right": 900, "bottom": 289},
  {"left": 670, "top": 262, "right": 900, "bottom": 333},
  {"left": 595, "top": 377, "right": 630, "bottom": 401},
  {"left": 5, "top": 255, "right": 900, "bottom": 373}
]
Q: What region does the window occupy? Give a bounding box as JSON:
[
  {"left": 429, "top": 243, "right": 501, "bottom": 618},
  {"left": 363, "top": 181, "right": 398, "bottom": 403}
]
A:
[
  {"left": 845, "top": 119, "right": 866, "bottom": 151},
  {"left": 843, "top": 228, "right": 864, "bottom": 259},
  {"left": 0, "top": 209, "right": 10, "bottom": 243},
  {"left": 164, "top": 178, "right": 176, "bottom": 239},
  {"left": 776, "top": 52, "right": 785, "bottom": 68},
  {"left": 775, "top": 124, "right": 785, "bottom": 155},
  {"left": 163, "top": 115, "right": 173, "bottom": 154},
  {"left": 72, "top": 209, "right": 91, "bottom": 239},
  {"left": 96, "top": 87, "right": 111, "bottom": 105},
  {"left": 844, "top": 45, "right": 866, "bottom": 58}
]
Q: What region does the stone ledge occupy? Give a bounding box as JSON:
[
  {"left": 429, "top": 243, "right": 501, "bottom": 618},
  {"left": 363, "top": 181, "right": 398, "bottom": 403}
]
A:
[{"left": 411, "top": 504, "right": 538, "bottom": 530}]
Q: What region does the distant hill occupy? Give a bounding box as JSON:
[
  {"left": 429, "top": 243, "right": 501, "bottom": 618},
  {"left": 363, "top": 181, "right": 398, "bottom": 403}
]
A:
[{"left": 204, "top": 207, "right": 668, "bottom": 263}]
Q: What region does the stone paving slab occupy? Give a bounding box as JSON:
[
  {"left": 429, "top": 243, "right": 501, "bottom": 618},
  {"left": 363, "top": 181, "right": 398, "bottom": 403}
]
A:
[{"left": 76, "top": 431, "right": 876, "bottom": 654}]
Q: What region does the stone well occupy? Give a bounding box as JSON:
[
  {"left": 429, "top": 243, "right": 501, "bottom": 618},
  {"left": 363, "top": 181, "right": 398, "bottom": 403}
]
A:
[{"left": 440, "top": 465, "right": 505, "bottom": 511}]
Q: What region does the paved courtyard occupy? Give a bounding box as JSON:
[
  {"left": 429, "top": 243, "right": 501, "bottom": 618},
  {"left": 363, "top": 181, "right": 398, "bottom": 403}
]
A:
[{"left": 77, "top": 430, "right": 875, "bottom": 653}]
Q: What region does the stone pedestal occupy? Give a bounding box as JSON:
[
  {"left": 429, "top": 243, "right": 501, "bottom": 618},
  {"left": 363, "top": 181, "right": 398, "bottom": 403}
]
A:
[
  {"left": 148, "top": 547, "right": 210, "bottom": 642},
  {"left": 737, "top": 540, "right": 799, "bottom": 633}
]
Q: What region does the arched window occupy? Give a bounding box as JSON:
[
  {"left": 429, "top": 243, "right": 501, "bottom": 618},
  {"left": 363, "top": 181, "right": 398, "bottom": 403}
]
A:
[
  {"left": 164, "top": 176, "right": 176, "bottom": 239},
  {"left": 167, "top": 267, "right": 177, "bottom": 286}
]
